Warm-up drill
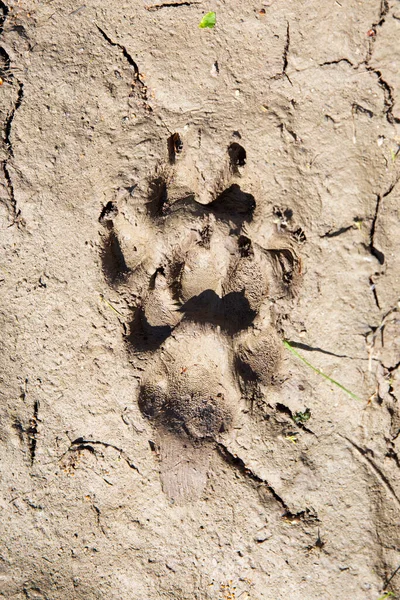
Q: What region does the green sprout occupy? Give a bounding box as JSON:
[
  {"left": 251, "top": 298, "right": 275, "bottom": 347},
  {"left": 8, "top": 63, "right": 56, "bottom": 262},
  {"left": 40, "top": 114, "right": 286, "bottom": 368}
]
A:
[
  {"left": 293, "top": 408, "right": 311, "bottom": 425},
  {"left": 377, "top": 593, "right": 395, "bottom": 600},
  {"left": 199, "top": 11, "right": 216, "bottom": 28},
  {"left": 283, "top": 340, "right": 362, "bottom": 401}
]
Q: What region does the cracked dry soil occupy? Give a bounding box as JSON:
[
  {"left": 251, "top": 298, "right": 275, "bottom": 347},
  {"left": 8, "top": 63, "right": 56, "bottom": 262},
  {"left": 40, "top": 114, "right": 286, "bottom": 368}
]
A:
[{"left": 0, "top": 0, "right": 400, "bottom": 599}]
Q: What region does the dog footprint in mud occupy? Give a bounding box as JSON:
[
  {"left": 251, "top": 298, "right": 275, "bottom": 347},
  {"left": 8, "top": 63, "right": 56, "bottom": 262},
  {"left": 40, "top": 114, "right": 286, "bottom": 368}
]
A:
[{"left": 100, "top": 129, "right": 301, "bottom": 502}]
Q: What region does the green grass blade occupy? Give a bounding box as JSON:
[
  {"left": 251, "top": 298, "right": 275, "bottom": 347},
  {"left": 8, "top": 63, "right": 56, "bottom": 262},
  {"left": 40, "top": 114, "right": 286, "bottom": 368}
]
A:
[
  {"left": 100, "top": 294, "right": 124, "bottom": 317},
  {"left": 283, "top": 340, "right": 362, "bottom": 401}
]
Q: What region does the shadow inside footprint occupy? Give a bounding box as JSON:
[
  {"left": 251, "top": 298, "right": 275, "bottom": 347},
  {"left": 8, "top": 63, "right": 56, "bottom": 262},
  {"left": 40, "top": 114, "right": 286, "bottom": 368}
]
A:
[
  {"left": 126, "top": 306, "right": 171, "bottom": 353},
  {"left": 179, "top": 289, "right": 222, "bottom": 324},
  {"left": 160, "top": 185, "right": 255, "bottom": 228},
  {"left": 101, "top": 230, "right": 130, "bottom": 285},
  {"left": 208, "top": 184, "right": 255, "bottom": 225},
  {"left": 221, "top": 290, "right": 257, "bottom": 333},
  {"left": 228, "top": 142, "right": 247, "bottom": 173},
  {"left": 166, "top": 194, "right": 205, "bottom": 218},
  {"left": 179, "top": 289, "right": 256, "bottom": 334},
  {"left": 146, "top": 176, "right": 168, "bottom": 217}
]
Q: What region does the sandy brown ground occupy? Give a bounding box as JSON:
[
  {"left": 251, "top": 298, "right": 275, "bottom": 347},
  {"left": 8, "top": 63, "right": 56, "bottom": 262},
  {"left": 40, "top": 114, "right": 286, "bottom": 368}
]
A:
[{"left": 1, "top": 0, "right": 400, "bottom": 598}]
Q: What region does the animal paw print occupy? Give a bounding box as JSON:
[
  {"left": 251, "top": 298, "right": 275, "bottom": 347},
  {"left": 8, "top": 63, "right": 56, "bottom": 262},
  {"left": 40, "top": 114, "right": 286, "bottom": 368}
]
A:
[{"left": 100, "top": 129, "right": 301, "bottom": 501}]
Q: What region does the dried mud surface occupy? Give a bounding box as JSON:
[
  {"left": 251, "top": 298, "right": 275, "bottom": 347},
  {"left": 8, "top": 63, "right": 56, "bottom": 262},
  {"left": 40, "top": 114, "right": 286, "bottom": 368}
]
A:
[{"left": 1, "top": 0, "right": 400, "bottom": 599}]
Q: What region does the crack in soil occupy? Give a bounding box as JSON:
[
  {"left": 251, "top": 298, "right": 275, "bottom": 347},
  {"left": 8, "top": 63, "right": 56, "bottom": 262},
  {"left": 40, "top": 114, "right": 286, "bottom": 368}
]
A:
[
  {"left": 387, "top": 360, "right": 400, "bottom": 374},
  {"left": 282, "top": 21, "right": 290, "bottom": 76},
  {"left": 366, "top": 0, "right": 390, "bottom": 62},
  {"left": 363, "top": 1, "right": 399, "bottom": 124},
  {"left": 385, "top": 563, "right": 400, "bottom": 588},
  {"left": 216, "top": 442, "right": 289, "bottom": 510},
  {"left": 145, "top": 1, "right": 200, "bottom": 11},
  {"left": 369, "top": 275, "right": 381, "bottom": 309},
  {"left": 315, "top": 57, "right": 398, "bottom": 126},
  {"left": 2, "top": 160, "right": 20, "bottom": 221},
  {"left": 271, "top": 21, "right": 291, "bottom": 83},
  {"left": 95, "top": 24, "right": 152, "bottom": 110},
  {"left": 320, "top": 3, "right": 399, "bottom": 125},
  {"left": 370, "top": 194, "right": 385, "bottom": 265},
  {"left": 0, "top": 0, "right": 8, "bottom": 34},
  {"left": 368, "top": 180, "right": 400, "bottom": 308},
  {"left": 5, "top": 81, "right": 24, "bottom": 157},
  {"left": 319, "top": 58, "right": 355, "bottom": 68},
  {"left": 66, "top": 437, "right": 141, "bottom": 473},
  {"left": 275, "top": 402, "right": 316, "bottom": 436},
  {"left": 91, "top": 503, "right": 107, "bottom": 535},
  {"left": 217, "top": 442, "right": 320, "bottom": 523},
  {"left": 27, "top": 399, "right": 39, "bottom": 465},
  {"left": 343, "top": 435, "right": 400, "bottom": 508},
  {"left": 278, "top": 122, "right": 300, "bottom": 143},
  {"left": 0, "top": 0, "right": 24, "bottom": 222},
  {"left": 365, "top": 67, "right": 399, "bottom": 125},
  {"left": 369, "top": 180, "right": 399, "bottom": 266},
  {"left": 0, "top": 45, "right": 11, "bottom": 81}
]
